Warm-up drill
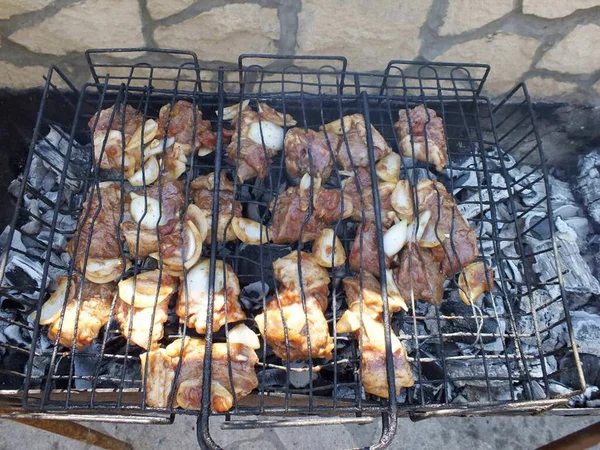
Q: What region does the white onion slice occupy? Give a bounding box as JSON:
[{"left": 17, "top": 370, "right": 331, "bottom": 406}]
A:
[
  {"left": 84, "top": 257, "right": 129, "bottom": 283},
  {"left": 312, "top": 228, "right": 346, "bottom": 268},
  {"left": 128, "top": 155, "right": 159, "bottom": 187},
  {"left": 248, "top": 121, "right": 284, "bottom": 151},
  {"left": 391, "top": 180, "right": 414, "bottom": 221},
  {"left": 232, "top": 217, "right": 268, "bottom": 245},
  {"left": 143, "top": 137, "right": 175, "bottom": 160},
  {"left": 130, "top": 192, "right": 166, "bottom": 229},
  {"left": 385, "top": 269, "right": 408, "bottom": 312},
  {"left": 39, "top": 277, "right": 69, "bottom": 325},
  {"left": 118, "top": 269, "right": 177, "bottom": 308},
  {"left": 408, "top": 210, "right": 431, "bottom": 243},
  {"left": 228, "top": 323, "right": 261, "bottom": 349},
  {"left": 335, "top": 310, "right": 360, "bottom": 334},
  {"left": 376, "top": 153, "right": 401, "bottom": 183},
  {"left": 125, "top": 119, "right": 158, "bottom": 153},
  {"left": 383, "top": 220, "right": 409, "bottom": 257}
]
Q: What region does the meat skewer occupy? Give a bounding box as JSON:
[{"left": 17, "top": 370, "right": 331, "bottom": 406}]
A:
[
  {"left": 284, "top": 128, "right": 338, "bottom": 181},
  {"left": 255, "top": 251, "right": 334, "bottom": 360},
  {"left": 141, "top": 324, "right": 260, "bottom": 412}
]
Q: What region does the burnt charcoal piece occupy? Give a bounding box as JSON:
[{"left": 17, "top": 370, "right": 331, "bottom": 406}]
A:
[{"left": 439, "top": 300, "right": 501, "bottom": 345}]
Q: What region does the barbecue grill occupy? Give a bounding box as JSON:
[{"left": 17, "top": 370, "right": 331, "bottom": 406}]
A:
[{"left": 0, "top": 48, "right": 586, "bottom": 449}]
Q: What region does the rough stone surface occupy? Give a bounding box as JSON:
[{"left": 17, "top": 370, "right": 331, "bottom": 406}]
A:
[
  {"left": 1, "top": 412, "right": 598, "bottom": 449},
  {"left": 537, "top": 24, "right": 600, "bottom": 74},
  {"left": 146, "top": 0, "right": 194, "bottom": 20},
  {"left": 8, "top": 0, "right": 144, "bottom": 56},
  {"left": 525, "top": 77, "right": 579, "bottom": 99},
  {"left": 154, "top": 4, "right": 279, "bottom": 62},
  {"left": 0, "top": 0, "right": 53, "bottom": 19},
  {"left": 523, "top": 0, "right": 600, "bottom": 19},
  {"left": 593, "top": 80, "right": 600, "bottom": 95},
  {"left": 436, "top": 32, "right": 540, "bottom": 94},
  {"left": 439, "top": 0, "right": 514, "bottom": 36},
  {"left": 297, "top": 0, "right": 433, "bottom": 71},
  {"left": 0, "top": 63, "right": 48, "bottom": 89}
]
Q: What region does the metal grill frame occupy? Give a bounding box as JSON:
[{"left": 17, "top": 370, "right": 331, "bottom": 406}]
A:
[{"left": 0, "top": 49, "right": 586, "bottom": 449}]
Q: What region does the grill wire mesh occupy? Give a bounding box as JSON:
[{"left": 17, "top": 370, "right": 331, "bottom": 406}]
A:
[{"left": 0, "top": 49, "right": 585, "bottom": 447}]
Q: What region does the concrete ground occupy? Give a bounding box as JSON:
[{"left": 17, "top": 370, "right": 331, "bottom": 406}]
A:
[{"left": 0, "top": 414, "right": 599, "bottom": 449}]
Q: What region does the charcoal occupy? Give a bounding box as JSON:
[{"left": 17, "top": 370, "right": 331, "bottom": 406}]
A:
[
  {"left": 548, "top": 380, "right": 574, "bottom": 397},
  {"left": 288, "top": 362, "right": 319, "bottom": 388},
  {"left": 559, "top": 353, "right": 600, "bottom": 389},
  {"left": 239, "top": 281, "right": 270, "bottom": 312},
  {"left": 334, "top": 384, "right": 364, "bottom": 401},
  {"left": 3, "top": 253, "right": 47, "bottom": 298},
  {"left": 257, "top": 368, "right": 287, "bottom": 387},
  {"left": 437, "top": 297, "right": 503, "bottom": 345},
  {"left": 446, "top": 358, "right": 512, "bottom": 388},
  {"left": 549, "top": 176, "right": 576, "bottom": 207},
  {"left": 27, "top": 155, "right": 49, "bottom": 191},
  {"left": 37, "top": 229, "right": 68, "bottom": 251},
  {"left": 577, "top": 150, "right": 600, "bottom": 225},
  {"left": 21, "top": 199, "right": 41, "bottom": 235},
  {"left": 570, "top": 312, "right": 600, "bottom": 357},
  {"left": 515, "top": 290, "right": 566, "bottom": 352}
]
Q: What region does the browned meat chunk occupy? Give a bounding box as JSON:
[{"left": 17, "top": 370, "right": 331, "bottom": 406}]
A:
[
  {"left": 156, "top": 100, "right": 217, "bottom": 153},
  {"left": 284, "top": 128, "right": 338, "bottom": 181},
  {"left": 349, "top": 222, "right": 392, "bottom": 277},
  {"left": 322, "top": 114, "right": 391, "bottom": 170},
  {"left": 120, "top": 181, "right": 185, "bottom": 258},
  {"left": 255, "top": 252, "right": 333, "bottom": 360},
  {"left": 395, "top": 105, "right": 447, "bottom": 171},
  {"left": 417, "top": 179, "right": 479, "bottom": 276},
  {"left": 46, "top": 275, "right": 114, "bottom": 350},
  {"left": 141, "top": 328, "right": 259, "bottom": 412},
  {"left": 224, "top": 101, "right": 296, "bottom": 182},
  {"left": 337, "top": 272, "right": 414, "bottom": 398},
  {"left": 342, "top": 168, "right": 396, "bottom": 228},
  {"left": 177, "top": 259, "right": 246, "bottom": 335},
  {"left": 66, "top": 182, "right": 127, "bottom": 284},
  {"left": 394, "top": 243, "right": 445, "bottom": 304},
  {"left": 269, "top": 183, "right": 351, "bottom": 244},
  {"left": 190, "top": 172, "right": 242, "bottom": 242}
]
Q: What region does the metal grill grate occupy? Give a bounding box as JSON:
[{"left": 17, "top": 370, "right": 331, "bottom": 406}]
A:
[{"left": 0, "top": 49, "right": 585, "bottom": 449}]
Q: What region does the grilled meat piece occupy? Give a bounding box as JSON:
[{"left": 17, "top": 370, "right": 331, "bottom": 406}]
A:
[
  {"left": 255, "top": 251, "right": 333, "bottom": 360},
  {"left": 66, "top": 182, "right": 128, "bottom": 284},
  {"left": 190, "top": 172, "right": 242, "bottom": 242},
  {"left": 115, "top": 298, "right": 169, "bottom": 350},
  {"left": 337, "top": 272, "right": 414, "bottom": 398},
  {"left": 349, "top": 222, "right": 392, "bottom": 277},
  {"left": 224, "top": 101, "right": 296, "bottom": 182},
  {"left": 269, "top": 183, "right": 352, "bottom": 244},
  {"left": 322, "top": 114, "right": 391, "bottom": 170},
  {"left": 46, "top": 275, "right": 114, "bottom": 350},
  {"left": 115, "top": 270, "right": 178, "bottom": 349},
  {"left": 394, "top": 242, "right": 445, "bottom": 304},
  {"left": 342, "top": 168, "right": 396, "bottom": 228},
  {"left": 177, "top": 259, "right": 246, "bottom": 335},
  {"left": 141, "top": 328, "right": 259, "bottom": 412},
  {"left": 284, "top": 128, "right": 338, "bottom": 181},
  {"left": 120, "top": 180, "right": 185, "bottom": 258},
  {"left": 417, "top": 179, "right": 479, "bottom": 276},
  {"left": 395, "top": 105, "right": 447, "bottom": 172},
  {"left": 156, "top": 100, "right": 217, "bottom": 154},
  {"left": 89, "top": 104, "right": 143, "bottom": 172}
]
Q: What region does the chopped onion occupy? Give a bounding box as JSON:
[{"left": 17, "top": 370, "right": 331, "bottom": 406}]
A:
[
  {"left": 408, "top": 210, "right": 431, "bottom": 244},
  {"left": 84, "top": 257, "right": 129, "bottom": 283},
  {"left": 39, "top": 277, "right": 69, "bottom": 325},
  {"left": 228, "top": 323, "right": 261, "bottom": 349},
  {"left": 383, "top": 220, "right": 409, "bottom": 257},
  {"left": 118, "top": 269, "right": 177, "bottom": 308},
  {"left": 458, "top": 261, "right": 495, "bottom": 305},
  {"left": 130, "top": 192, "right": 166, "bottom": 229},
  {"left": 312, "top": 228, "right": 346, "bottom": 268},
  {"left": 376, "top": 153, "right": 401, "bottom": 183},
  {"left": 335, "top": 310, "right": 360, "bottom": 334},
  {"left": 143, "top": 137, "right": 175, "bottom": 159},
  {"left": 125, "top": 119, "right": 158, "bottom": 153},
  {"left": 391, "top": 180, "right": 414, "bottom": 221},
  {"left": 248, "top": 121, "right": 284, "bottom": 151},
  {"left": 128, "top": 155, "right": 159, "bottom": 187},
  {"left": 231, "top": 217, "right": 268, "bottom": 245},
  {"left": 385, "top": 269, "right": 408, "bottom": 312},
  {"left": 221, "top": 100, "right": 249, "bottom": 121}
]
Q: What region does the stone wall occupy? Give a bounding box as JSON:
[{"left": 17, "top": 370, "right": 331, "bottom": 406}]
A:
[{"left": 0, "top": 0, "right": 599, "bottom": 103}]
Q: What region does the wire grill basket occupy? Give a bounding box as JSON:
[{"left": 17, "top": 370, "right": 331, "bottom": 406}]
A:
[{"left": 0, "top": 49, "right": 585, "bottom": 449}]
